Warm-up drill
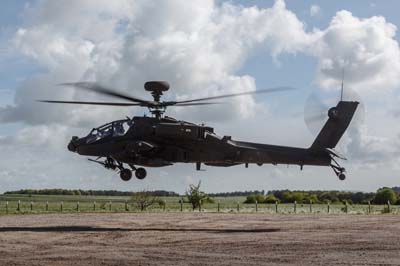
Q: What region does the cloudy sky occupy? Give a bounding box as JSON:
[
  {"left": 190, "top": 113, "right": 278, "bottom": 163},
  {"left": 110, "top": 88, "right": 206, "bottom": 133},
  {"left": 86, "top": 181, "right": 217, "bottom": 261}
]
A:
[{"left": 0, "top": 0, "right": 399, "bottom": 193}]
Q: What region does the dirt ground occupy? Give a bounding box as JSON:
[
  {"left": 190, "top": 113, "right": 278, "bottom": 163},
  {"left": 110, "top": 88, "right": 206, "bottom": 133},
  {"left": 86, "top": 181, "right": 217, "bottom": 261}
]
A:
[{"left": 0, "top": 213, "right": 399, "bottom": 266}]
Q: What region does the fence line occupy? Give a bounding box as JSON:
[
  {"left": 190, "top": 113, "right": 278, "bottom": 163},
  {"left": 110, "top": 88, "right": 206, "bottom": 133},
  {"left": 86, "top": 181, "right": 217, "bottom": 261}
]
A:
[{"left": 0, "top": 200, "right": 398, "bottom": 215}]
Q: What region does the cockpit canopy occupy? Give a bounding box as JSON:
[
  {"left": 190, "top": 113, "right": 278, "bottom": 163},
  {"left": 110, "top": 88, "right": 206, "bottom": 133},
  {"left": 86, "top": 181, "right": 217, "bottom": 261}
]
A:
[{"left": 86, "top": 119, "right": 132, "bottom": 144}]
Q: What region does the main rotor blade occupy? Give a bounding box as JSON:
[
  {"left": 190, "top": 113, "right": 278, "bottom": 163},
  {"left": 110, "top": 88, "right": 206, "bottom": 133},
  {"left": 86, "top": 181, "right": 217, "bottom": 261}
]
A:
[
  {"left": 60, "top": 82, "right": 149, "bottom": 104},
  {"left": 173, "top": 102, "right": 223, "bottom": 106},
  {"left": 174, "top": 86, "right": 295, "bottom": 104},
  {"left": 38, "top": 100, "right": 141, "bottom": 106}
]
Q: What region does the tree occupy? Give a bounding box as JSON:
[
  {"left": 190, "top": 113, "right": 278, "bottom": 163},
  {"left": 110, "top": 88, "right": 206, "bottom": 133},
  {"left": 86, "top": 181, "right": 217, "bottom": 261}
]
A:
[
  {"left": 186, "top": 181, "right": 208, "bottom": 210},
  {"left": 131, "top": 190, "right": 160, "bottom": 211},
  {"left": 374, "top": 188, "right": 398, "bottom": 204},
  {"left": 244, "top": 194, "right": 265, "bottom": 204},
  {"left": 264, "top": 194, "right": 279, "bottom": 203}
]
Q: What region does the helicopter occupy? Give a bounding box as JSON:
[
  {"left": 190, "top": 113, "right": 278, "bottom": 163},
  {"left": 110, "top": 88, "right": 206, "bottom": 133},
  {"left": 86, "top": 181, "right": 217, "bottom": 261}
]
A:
[{"left": 39, "top": 81, "right": 358, "bottom": 181}]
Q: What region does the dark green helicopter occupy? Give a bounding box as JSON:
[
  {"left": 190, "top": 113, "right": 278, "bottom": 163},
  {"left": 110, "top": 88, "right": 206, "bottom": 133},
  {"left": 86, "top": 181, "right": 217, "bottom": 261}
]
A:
[{"left": 39, "top": 81, "right": 358, "bottom": 181}]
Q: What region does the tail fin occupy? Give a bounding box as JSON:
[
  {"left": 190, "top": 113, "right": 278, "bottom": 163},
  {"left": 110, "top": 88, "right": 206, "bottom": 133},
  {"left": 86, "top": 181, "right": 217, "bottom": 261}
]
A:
[{"left": 310, "top": 101, "right": 359, "bottom": 150}]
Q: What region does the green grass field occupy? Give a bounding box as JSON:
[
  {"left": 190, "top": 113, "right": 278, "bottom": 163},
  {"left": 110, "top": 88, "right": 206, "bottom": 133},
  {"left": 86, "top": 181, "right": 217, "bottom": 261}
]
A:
[{"left": 0, "top": 194, "right": 398, "bottom": 215}]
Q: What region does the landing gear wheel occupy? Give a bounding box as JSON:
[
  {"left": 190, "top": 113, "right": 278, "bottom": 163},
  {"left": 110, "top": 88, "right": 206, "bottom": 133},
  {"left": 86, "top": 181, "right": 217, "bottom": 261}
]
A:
[
  {"left": 120, "top": 169, "right": 132, "bottom": 181},
  {"left": 135, "top": 168, "right": 147, "bottom": 180},
  {"left": 338, "top": 173, "right": 346, "bottom": 181}
]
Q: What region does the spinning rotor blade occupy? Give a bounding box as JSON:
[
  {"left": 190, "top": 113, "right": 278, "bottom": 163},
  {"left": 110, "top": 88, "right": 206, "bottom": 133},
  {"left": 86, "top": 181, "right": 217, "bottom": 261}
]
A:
[
  {"left": 173, "top": 102, "right": 223, "bottom": 106},
  {"left": 38, "top": 100, "right": 141, "bottom": 106},
  {"left": 173, "top": 86, "right": 295, "bottom": 104},
  {"left": 59, "top": 82, "right": 149, "bottom": 104}
]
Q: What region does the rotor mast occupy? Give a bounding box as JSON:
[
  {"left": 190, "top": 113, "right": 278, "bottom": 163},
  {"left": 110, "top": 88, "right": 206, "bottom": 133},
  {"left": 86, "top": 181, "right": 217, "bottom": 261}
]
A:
[{"left": 144, "top": 81, "right": 170, "bottom": 119}]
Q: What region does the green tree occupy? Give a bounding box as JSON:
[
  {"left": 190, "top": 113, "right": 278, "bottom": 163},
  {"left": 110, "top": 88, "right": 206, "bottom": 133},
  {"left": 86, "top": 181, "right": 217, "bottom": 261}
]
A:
[
  {"left": 131, "top": 190, "right": 159, "bottom": 211},
  {"left": 186, "top": 181, "right": 208, "bottom": 210},
  {"left": 244, "top": 194, "right": 264, "bottom": 204},
  {"left": 374, "top": 188, "right": 398, "bottom": 204},
  {"left": 264, "top": 194, "right": 279, "bottom": 203}
]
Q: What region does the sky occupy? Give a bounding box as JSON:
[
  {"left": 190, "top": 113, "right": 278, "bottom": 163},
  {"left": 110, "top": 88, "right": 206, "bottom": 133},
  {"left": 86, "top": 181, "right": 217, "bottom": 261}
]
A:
[{"left": 0, "top": 0, "right": 399, "bottom": 193}]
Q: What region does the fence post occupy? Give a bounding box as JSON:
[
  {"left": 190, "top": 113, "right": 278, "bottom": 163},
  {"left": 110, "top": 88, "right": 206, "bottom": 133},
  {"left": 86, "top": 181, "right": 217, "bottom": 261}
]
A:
[
  {"left": 60, "top": 201, "right": 63, "bottom": 212},
  {"left": 387, "top": 200, "right": 391, "bottom": 213},
  {"left": 344, "top": 201, "right": 348, "bottom": 214},
  {"left": 237, "top": 203, "right": 240, "bottom": 212},
  {"left": 94, "top": 201, "right": 96, "bottom": 211},
  {"left": 199, "top": 200, "right": 202, "bottom": 212},
  {"left": 17, "top": 200, "right": 20, "bottom": 212},
  {"left": 46, "top": 201, "right": 49, "bottom": 212},
  {"left": 327, "top": 202, "right": 330, "bottom": 214},
  {"left": 125, "top": 201, "right": 128, "bottom": 212},
  {"left": 309, "top": 200, "right": 313, "bottom": 213},
  {"left": 294, "top": 201, "right": 297, "bottom": 214},
  {"left": 163, "top": 200, "right": 166, "bottom": 212},
  {"left": 255, "top": 200, "right": 258, "bottom": 213},
  {"left": 77, "top": 201, "right": 80, "bottom": 212},
  {"left": 275, "top": 201, "right": 278, "bottom": 213},
  {"left": 30, "top": 202, "right": 33, "bottom": 212},
  {"left": 109, "top": 201, "right": 112, "bottom": 211},
  {"left": 217, "top": 200, "right": 220, "bottom": 213},
  {"left": 6, "top": 201, "right": 8, "bottom": 214},
  {"left": 180, "top": 198, "right": 183, "bottom": 212},
  {"left": 368, "top": 201, "right": 371, "bottom": 214}
]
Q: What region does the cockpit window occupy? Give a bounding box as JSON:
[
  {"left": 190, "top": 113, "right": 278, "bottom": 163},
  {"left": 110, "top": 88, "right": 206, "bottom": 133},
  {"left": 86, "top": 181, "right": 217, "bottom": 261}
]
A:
[
  {"left": 86, "top": 119, "right": 132, "bottom": 144},
  {"left": 113, "top": 120, "right": 130, "bottom": 137}
]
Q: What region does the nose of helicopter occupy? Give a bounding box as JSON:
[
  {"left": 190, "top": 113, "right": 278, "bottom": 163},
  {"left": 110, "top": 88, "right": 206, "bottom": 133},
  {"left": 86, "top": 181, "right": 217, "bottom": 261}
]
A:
[{"left": 67, "top": 136, "right": 80, "bottom": 152}]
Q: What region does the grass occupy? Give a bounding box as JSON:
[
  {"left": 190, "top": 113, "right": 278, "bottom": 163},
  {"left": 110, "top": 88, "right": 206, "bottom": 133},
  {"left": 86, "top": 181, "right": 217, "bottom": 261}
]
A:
[{"left": 0, "top": 194, "right": 399, "bottom": 215}]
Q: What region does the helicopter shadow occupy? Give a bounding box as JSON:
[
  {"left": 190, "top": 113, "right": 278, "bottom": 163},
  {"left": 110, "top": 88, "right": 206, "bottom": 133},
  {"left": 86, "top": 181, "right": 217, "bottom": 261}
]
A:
[{"left": 0, "top": 226, "right": 280, "bottom": 234}]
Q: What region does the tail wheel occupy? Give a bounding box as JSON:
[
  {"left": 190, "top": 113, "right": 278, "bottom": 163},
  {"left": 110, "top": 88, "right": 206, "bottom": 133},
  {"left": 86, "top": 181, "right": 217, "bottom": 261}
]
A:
[
  {"left": 120, "top": 169, "right": 132, "bottom": 181},
  {"left": 338, "top": 173, "right": 346, "bottom": 181},
  {"left": 135, "top": 168, "right": 147, "bottom": 180}
]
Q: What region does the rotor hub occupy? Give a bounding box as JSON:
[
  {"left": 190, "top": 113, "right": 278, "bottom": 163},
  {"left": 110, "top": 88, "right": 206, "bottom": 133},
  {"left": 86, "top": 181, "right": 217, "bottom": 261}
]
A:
[{"left": 144, "top": 81, "right": 170, "bottom": 102}]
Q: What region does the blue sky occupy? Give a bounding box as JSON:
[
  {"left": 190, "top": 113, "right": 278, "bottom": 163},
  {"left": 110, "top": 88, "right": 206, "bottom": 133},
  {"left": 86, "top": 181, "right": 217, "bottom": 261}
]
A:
[{"left": 0, "top": 0, "right": 399, "bottom": 193}]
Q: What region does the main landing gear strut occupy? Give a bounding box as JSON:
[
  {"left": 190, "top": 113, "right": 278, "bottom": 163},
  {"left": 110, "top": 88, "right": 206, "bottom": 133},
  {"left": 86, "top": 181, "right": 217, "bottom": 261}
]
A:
[
  {"left": 89, "top": 157, "right": 147, "bottom": 181},
  {"left": 330, "top": 157, "right": 346, "bottom": 181}
]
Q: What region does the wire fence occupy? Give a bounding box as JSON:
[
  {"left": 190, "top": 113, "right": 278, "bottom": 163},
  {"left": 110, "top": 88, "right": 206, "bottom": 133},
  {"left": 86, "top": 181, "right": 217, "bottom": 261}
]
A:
[{"left": 0, "top": 200, "right": 398, "bottom": 215}]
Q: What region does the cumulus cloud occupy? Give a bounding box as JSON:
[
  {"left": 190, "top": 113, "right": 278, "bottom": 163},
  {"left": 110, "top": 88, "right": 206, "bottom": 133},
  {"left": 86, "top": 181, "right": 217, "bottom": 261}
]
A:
[
  {"left": 3, "top": 1, "right": 399, "bottom": 128},
  {"left": 310, "top": 5, "right": 321, "bottom": 17},
  {"left": 312, "top": 10, "right": 400, "bottom": 92},
  {"left": 1, "top": 0, "right": 316, "bottom": 126}
]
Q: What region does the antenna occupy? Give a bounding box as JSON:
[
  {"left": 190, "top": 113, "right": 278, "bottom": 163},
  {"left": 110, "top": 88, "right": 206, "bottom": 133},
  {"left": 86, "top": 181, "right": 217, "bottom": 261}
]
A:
[{"left": 340, "top": 68, "right": 344, "bottom": 101}]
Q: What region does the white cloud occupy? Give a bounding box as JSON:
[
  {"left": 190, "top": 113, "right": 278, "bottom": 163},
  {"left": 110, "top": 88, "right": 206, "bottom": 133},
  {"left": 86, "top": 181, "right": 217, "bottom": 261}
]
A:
[
  {"left": 310, "top": 5, "right": 321, "bottom": 17},
  {"left": 1, "top": 0, "right": 314, "bottom": 126},
  {"left": 311, "top": 10, "right": 400, "bottom": 92}
]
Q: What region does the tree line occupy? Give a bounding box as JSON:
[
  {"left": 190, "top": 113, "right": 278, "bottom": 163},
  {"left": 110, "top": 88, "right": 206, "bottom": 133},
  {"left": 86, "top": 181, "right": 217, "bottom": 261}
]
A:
[
  {"left": 4, "top": 189, "right": 179, "bottom": 197},
  {"left": 208, "top": 190, "right": 265, "bottom": 197},
  {"left": 244, "top": 188, "right": 399, "bottom": 205},
  {"left": 4, "top": 187, "right": 400, "bottom": 205}
]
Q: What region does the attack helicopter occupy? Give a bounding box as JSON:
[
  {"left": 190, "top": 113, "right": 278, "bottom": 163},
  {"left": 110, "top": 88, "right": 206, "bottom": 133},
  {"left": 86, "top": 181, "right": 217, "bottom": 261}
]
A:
[{"left": 39, "top": 81, "right": 358, "bottom": 181}]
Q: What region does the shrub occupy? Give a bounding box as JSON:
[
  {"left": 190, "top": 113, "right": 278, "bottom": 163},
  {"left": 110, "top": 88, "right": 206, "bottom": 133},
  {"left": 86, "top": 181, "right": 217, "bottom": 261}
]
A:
[
  {"left": 374, "top": 188, "right": 397, "bottom": 205},
  {"left": 264, "top": 194, "right": 279, "bottom": 204},
  {"left": 244, "top": 195, "right": 257, "bottom": 204},
  {"left": 186, "top": 181, "right": 208, "bottom": 210}
]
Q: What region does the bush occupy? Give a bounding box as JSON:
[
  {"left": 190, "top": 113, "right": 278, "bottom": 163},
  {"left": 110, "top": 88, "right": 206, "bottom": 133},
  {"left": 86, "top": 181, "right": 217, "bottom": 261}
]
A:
[
  {"left": 244, "top": 195, "right": 257, "bottom": 204},
  {"left": 186, "top": 181, "right": 208, "bottom": 210},
  {"left": 374, "top": 188, "right": 397, "bottom": 205},
  {"left": 244, "top": 194, "right": 265, "bottom": 204},
  {"left": 264, "top": 194, "right": 279, "bottom": 204}
]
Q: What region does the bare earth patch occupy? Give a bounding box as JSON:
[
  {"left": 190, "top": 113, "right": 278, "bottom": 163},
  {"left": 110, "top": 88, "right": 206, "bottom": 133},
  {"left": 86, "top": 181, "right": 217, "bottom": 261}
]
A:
[{"left": 0, "top": 213, "right": 399, "bottom": 266}]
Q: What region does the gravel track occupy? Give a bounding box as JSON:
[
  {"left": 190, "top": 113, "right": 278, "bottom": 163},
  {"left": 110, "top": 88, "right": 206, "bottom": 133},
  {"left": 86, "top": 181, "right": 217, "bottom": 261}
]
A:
[{"left": 0, "top": 213, "right": 399, "bottom": 265}]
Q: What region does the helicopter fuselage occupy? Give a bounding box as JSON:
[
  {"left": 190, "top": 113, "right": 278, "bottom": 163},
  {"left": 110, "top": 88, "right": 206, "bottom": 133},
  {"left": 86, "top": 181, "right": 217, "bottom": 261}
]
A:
[{"left": 69, "top": 115, "right": 331, "bottom": 170}]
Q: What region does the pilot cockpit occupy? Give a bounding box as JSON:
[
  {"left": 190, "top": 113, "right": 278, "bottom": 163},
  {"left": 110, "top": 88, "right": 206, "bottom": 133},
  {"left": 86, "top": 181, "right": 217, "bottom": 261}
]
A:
[{"left": 86, "top": 119, "right": 132, "bottom": 144}]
